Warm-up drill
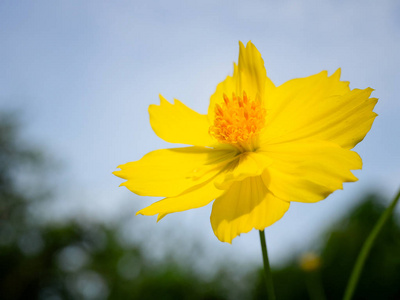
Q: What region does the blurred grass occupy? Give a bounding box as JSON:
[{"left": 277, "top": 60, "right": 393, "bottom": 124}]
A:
[{"left": 1, "top": 112, "right": 399, "bottom": 300}]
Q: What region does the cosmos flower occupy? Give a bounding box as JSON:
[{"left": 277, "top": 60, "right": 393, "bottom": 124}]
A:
[{"left": 114, "top": 41, "right": 377, "bottom": 243}]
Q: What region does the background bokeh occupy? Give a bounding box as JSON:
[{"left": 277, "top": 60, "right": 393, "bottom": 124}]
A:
[{"left": 0, "top": 1, "right": 399, "bottom": 299}]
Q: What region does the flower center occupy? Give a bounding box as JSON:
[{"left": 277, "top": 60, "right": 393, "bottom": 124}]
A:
[{"left": 209, "top": 91, "right": 266, "bottom": 151}]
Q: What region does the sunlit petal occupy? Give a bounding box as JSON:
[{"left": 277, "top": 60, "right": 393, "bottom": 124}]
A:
[
  {"left": 114, "top": 146, "right": 237, "bottom": 197},
  {"left": 150, "top": 95, "right": 216, "bottom": 147},
  {"left": 261, "top": 70, "right": 377, "bottom": 149},
  {"left": 211, "top": 176, "right": 290, "bottom": 243},
  {"left": 260, "top": 139, "right": 361, "bottom": 203},
  {"left": 137, "top": 177, "right": 225, "bottom": 221},
  {"left": 215, "top": 151, "right": 273, "bottom": 189},
  {"left": 208, "top": 41, "right": 275, "bottom": 123}
]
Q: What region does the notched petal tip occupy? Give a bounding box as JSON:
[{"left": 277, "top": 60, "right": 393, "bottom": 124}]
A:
[
  {"left": 333, "top": 67, "right": 342, "bottom": 75},
  {"left": 136, "top": 211, "right": 166, "bottom": 222},
  {"left": 136, "top": 207, "right": 155, "bottom": 217},
  {"left": 113, "top": 169, "right": 126, "bottom": 179},
  {"left": 157, "top": 213, "right": 167, "bottom": 222},
  {"left": 329, "top": 68, "right": 351, "bottom": 88},
  {"left": 158, "top": 94, "right": 168, "bottom": 103},
  {"left": 240, "top": 40, "right": 256, "bottom": 51},
  {"left": 173, "top": 98, "right": 184, "bottom": 106},
  {"left": 215, "top": 231, "right": 234, "bottom": 244},
  {"left": 148, "top": 94, "right": 169, "bottom": 112},
  {"left": 364, "top": 87, "right": 375, "bottom": 94},
  {"left": 331, "top": 68, "right": 342, "bottom": 79}
]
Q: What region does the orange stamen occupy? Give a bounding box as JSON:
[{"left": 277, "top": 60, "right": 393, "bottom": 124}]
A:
[{"left": 209, "top": 92, "right": 266, "bottom": 151}]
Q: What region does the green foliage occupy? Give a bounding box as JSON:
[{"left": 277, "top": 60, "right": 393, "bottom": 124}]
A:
[
  {"left": 251, "top": 195, "right": 400, "bottom": 300},
  {"left": 0, "top": 113, "right": 232, "bottom": 300},
  {"left": 321, "top": 195, "right": 400, "bottom": 300}
]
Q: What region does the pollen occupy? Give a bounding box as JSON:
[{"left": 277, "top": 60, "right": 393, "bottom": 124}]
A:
[{"left": 209, "top": 92, "right": 266, "bottom": 150}]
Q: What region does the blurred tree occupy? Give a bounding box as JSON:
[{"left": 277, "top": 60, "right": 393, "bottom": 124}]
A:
[
  {"left": 1, "top": 112, "right": 399, "bottom": 300},
  {"left": 252, "top": 194, "right": 400, "bottom": 300},
  {"left": 0, "top": 113, "right": 232, "bottom": 300},
  {"left": 321, "top": 194, "right": 400, "bottom": 300}
]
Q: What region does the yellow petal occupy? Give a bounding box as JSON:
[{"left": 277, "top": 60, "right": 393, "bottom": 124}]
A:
[
  {"left": 137, "top": 176, "right": 225, "bottom": 220},
  {"left": 238, "top": 41, "right": 275, "bottom": 101},
  {"left": 208, "top": 41, "right": 275, "bottom": 123},
  {"left": 215, "top": 151, "right": 273, "bottom": 189},
  {"left": 210, "top": 176, "right": 290, "bottom": 243},
  {"left": 261, "top": 70, "right": 377, "bottom": 149},
  {"left": 150, "top": 95, "right": 216, "bottom": 147},
  {"left": 113, "top": 146, "right": 237, "bottom": 197},
  {"left": 260, "top": 139, "right": 362, "bottom": 203},
  {"left": 207, "top": 63, "right": 238, "bottom": 123}
]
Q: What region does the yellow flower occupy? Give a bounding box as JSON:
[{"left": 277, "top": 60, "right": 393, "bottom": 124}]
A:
[
  {"left": 114, "top": 41, "right": 377, "bottom": 243},
  {"left": 299, "top": 252, "right": 321, "bottom": 272}
]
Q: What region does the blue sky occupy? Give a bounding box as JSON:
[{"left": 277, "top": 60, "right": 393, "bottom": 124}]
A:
[{"left": 1, "top": 0, "right": 399, "bottom": 270}]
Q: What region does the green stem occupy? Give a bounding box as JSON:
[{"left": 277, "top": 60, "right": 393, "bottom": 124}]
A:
[
  {"left": 343, "top": 188, "right": 400, "bottom": 300},
  {"left": 259, "top": 230, "right": 276, "bottom": 300}
]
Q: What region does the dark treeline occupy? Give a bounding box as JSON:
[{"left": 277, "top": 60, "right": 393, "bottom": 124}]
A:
[{"left": 0, "top": 113, "right": 399, "bottom": 300}]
